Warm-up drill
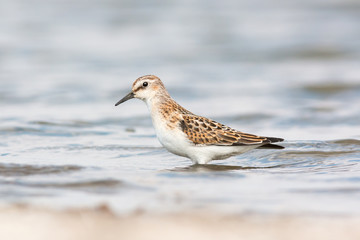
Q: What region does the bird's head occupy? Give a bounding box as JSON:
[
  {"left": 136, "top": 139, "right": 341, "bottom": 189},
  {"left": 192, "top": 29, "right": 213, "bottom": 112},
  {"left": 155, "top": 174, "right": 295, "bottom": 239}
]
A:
[{"left": 115, "top": 75, "right": 165, "bottom": 106}]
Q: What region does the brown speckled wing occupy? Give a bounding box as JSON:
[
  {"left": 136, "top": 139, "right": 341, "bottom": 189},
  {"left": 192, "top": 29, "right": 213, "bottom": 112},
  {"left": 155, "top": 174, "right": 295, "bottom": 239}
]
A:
[{"left": 181, "top": 115, "right": 282, "bottom": 146}]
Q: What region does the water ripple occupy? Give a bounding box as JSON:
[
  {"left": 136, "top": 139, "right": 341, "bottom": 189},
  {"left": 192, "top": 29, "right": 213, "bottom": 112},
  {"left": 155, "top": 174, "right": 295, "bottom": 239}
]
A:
[{"left": 0, "top": 163, "right": 82, "bottom": 177}]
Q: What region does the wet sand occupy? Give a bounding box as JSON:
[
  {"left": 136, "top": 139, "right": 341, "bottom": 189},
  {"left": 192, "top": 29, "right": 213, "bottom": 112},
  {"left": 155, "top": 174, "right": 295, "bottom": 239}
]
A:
[{"left": 1, "top": 206, "right": 359, "bottom": 240}]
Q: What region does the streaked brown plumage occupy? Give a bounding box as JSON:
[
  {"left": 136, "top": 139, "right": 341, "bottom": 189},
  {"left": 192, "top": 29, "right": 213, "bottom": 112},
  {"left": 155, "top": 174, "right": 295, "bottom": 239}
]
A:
[
  {"left": 181, "top": 115, "right": 279, "bottom": 146},
  {"left": 154, "top": 93, "right": 283, "bottom": 147}
]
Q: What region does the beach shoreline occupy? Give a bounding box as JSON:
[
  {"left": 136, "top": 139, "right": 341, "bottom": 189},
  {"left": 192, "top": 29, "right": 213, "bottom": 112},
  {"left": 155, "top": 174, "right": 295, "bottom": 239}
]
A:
[{"left": 1, "top": 205, "right": 359, "bottom": 240}]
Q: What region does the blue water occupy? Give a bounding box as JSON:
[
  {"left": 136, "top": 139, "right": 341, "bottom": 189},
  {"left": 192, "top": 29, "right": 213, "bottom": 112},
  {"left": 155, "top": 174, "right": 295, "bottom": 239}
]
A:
[{"left": 1, "top": 0, "right": 360, "bottom": 215}]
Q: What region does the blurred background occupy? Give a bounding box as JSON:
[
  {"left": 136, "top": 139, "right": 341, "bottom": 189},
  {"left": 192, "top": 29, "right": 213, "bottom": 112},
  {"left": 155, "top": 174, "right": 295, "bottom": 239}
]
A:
[{"left": 0, "top": 0, "right": 360, "bottom": 216}]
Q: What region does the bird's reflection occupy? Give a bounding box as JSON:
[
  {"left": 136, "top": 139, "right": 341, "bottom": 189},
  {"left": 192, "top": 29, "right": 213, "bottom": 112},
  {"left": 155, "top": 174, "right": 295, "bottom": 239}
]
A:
[{"left": 167, "top": 163, "right": 285, "bottom": 172}]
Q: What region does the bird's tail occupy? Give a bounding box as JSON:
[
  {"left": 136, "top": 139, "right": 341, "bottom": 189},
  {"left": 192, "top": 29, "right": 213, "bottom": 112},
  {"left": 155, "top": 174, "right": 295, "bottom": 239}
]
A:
[{"left": 260, "top": 137, "right": 284, "bottom": 149}]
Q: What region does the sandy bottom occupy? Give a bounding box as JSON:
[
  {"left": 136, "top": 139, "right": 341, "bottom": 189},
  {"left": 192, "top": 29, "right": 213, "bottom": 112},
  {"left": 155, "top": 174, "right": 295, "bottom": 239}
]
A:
[{"left": 0, "top": 205, "right": 359, "bottom": 240}]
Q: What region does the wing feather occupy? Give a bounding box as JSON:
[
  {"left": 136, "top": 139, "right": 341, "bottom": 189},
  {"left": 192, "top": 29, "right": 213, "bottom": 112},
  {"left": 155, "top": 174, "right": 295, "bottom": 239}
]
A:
[{"left": 181, "top": 115, "right": 283, "bottom": 146}]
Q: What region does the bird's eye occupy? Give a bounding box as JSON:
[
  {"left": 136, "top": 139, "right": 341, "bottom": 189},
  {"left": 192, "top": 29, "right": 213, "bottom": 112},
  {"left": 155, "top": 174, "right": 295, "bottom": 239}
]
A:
[{"left": 143, "top": 82, "right": 148, "bottom": 87}]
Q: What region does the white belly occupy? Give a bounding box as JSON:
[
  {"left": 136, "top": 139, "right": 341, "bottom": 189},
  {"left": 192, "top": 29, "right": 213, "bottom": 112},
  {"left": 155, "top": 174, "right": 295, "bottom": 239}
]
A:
[{"left": 187, "top": 145, "right": 259, "bottom": 164}]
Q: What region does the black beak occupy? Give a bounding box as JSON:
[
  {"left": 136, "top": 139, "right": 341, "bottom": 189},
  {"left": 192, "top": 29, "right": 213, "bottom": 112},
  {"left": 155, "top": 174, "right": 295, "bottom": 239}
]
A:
[{"left": 115, "top": 92, "right": 135, "bottom": 106}]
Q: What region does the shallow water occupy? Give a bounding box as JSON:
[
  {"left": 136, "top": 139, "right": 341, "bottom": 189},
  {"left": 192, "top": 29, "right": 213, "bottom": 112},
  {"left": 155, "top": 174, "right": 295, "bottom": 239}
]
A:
[{"left": 1, "top": 0, "right": 360, "bottom": 215}]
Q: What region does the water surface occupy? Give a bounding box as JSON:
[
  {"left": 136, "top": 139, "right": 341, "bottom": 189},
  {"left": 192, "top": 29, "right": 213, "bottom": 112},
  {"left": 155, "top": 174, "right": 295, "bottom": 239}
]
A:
[{"left": 1, "top": 0, "right": 360, "bottom": 215}]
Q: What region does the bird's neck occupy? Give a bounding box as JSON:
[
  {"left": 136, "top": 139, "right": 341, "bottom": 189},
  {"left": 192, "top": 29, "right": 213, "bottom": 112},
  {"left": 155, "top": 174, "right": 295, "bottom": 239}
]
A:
[
  {"left": 147, "top": 95, "right": 193, "bottom": 126},
  {"left": 146, "top": 93, "right": 174, "bottom": 115},
  {"left": 143, "top": 93, "right": 180, "bottom": 133}
]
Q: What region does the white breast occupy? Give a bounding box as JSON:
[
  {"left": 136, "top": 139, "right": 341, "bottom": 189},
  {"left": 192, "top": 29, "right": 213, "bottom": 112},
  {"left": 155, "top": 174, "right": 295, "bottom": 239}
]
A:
[{"left": 146, "top": 101, "right": 191, "bottom": 158}]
